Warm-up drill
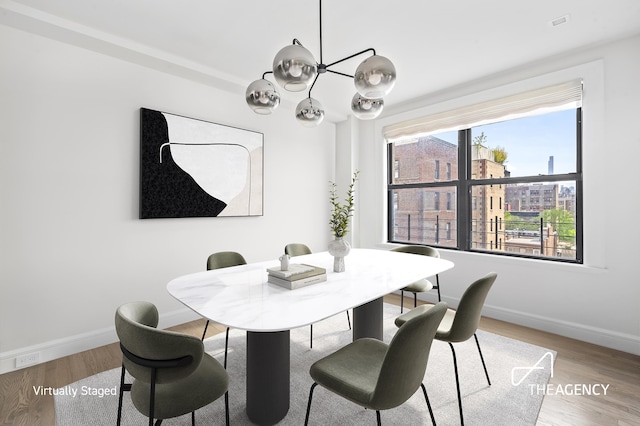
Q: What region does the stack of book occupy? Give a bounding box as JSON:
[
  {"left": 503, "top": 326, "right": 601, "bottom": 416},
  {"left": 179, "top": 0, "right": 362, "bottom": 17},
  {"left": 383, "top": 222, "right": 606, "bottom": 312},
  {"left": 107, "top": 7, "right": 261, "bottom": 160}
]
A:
[{"left": 267, "top": 263, "right": 327, "bottom": 290}]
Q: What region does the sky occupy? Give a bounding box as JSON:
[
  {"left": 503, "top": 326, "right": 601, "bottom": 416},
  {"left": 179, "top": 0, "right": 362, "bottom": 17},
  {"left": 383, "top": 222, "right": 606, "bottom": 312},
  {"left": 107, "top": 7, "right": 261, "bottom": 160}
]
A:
[{"left": 436, "top": 108, "right": 577, "bottom": 178}]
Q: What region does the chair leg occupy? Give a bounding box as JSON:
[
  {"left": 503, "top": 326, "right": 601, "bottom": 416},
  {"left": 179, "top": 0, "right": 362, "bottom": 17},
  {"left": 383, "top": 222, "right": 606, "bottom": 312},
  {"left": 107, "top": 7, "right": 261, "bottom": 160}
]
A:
[
  {"left": 435, "top": 274, "right": 441, "bottom": 301},
  {"left": 421, "top": 383, "right": 437, "bottom": 426},
  {"left": 413, "top": 292, "right": 417, "bottom": 308},
  {"left": 448, "top": 343, "right": 464, "bottom": 426},
  {"left": 474, "top": 333, "right": 491, "bottom": 386},
  {"left": 224, "top": 327, "right": 230, "bottom": 369},
  {"left": 304, "top": 383, "right": 318, "bottom": 426},
  {"left": 310, "top": 324, "right": 313, "bottom": 349},
  {"left": 149, "top": 368, "right": 157, "bottom": 426},
  {"left": 201, "top": 320, "right": 209, "bottom": 341},
  {"left": 224, "top": 391, "right": 230, "bottom": 426},
  {"left": 376, "top": 410, "right": 382, "bottom": 425},
  {"left": 117, "top": 365, "right": 130, "bottom": 426},
  {"left": 346, "top": 310, "right": 351, "bottom": 330},
  {"left": 191, "top": 411, "right": 195, "bottom": 426},
  {"left": 400, "top": 290, "right": 405, "bottom": 313}
]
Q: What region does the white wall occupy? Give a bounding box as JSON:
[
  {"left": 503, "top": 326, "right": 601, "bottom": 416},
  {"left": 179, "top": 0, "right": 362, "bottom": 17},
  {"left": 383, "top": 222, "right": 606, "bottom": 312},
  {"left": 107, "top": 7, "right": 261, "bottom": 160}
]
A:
[
  {"left": 350, "top": 35, "right": 640, "bottom": 355},
  {"left": 0, "top": 25, "right": 335, "bottom": 372}
]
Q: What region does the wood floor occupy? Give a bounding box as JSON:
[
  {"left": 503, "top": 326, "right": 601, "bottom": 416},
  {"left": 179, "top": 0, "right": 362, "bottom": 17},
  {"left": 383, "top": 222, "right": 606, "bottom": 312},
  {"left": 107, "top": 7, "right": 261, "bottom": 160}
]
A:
[{"left": 1, "top": 295, "right": 638, "bottom": 425}]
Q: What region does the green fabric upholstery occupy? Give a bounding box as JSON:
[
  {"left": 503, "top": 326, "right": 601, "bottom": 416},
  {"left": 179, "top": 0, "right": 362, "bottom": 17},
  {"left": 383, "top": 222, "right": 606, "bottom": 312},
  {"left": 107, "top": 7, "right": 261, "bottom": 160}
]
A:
[
  {"left": 202, "top": 251, "right": 248, "bottom": 364},
  {"left": 284, "top": 243, "right": 312, "bottom": 256},
  {"left": 395, "top": 272, "right": 497, "bottom": 342},
  {"left": 401, "top": 278, "right": 432, "bottom": 293},
  {"left": 308, "top": 302, "right": 447, "bottom": 417},
  {"left": 115, "top": 301, "right": 229, "bottom": 422},
  {"left": 391, "top": 245, "right": 440, "bottom": 259},
  {"left": 206, "top": 251, "right": 247, "bottom": 270},
  {"left": 394, "top": 272, "right": 497, "bottom": 425},
  {"left": 390, "top": 245, "right": 441, "bottom": 310}
]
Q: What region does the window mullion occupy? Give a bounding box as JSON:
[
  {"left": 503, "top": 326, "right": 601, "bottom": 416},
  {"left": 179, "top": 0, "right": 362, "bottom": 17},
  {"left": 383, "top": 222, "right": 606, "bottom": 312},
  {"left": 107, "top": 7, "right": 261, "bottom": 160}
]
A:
[{"left": 457, "top": 129, "right": 471, "bottom": 251}]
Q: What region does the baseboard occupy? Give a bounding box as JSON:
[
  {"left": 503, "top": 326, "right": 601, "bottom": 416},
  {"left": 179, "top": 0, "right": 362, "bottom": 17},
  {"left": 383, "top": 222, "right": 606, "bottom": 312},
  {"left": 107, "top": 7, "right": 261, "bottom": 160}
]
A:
[
  {"left": 408, "top": 291, "right": 640, "bottom": 356},
  {"left": 481, "top": 304, "right": 640, "bottom": 356},
  {"left": 0, "top": 308, "right": 200, "bottom": 375},
  {"left": 4, "top": 298, "right": 638, "bottom": 376}
]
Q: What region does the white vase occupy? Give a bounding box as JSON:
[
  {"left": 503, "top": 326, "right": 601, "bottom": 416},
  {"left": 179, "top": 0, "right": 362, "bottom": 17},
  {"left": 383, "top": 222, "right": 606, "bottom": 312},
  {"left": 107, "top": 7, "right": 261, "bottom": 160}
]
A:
[{"left": 328, "top": 237, "right": 351, "bottom": 272}]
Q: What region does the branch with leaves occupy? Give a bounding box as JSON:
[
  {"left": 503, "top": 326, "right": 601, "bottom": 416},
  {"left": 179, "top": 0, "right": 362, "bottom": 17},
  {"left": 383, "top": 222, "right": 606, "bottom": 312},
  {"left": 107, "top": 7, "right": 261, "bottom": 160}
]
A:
[{"left": 329, "top": 170, "right": 360, "bottom": 238}]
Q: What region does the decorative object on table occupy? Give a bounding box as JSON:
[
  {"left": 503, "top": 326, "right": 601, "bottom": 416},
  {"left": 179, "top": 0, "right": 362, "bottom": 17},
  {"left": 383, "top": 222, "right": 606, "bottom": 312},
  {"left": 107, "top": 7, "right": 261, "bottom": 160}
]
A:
[
  {"left": 328, "top": 171, "right": 359, "bottom": 272},
  {"left": 140, "top": 108, "right": 263, "bottom": 219},
  {"left": 244, "top": 0, "right": 396, "bottom": 126},
  {"left": 279, "top": 254, "right": 290, "bottom": 271},
  {"left": 267, "top": 264, "right": 327, "bottom": 290}
]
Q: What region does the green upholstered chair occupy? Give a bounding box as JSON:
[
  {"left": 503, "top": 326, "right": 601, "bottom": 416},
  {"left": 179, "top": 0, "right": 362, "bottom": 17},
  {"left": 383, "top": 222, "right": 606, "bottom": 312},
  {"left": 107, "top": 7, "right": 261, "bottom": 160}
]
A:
[
  {"left": 115, "top": 301, "right": 229, "bottom": 426},
  {"left": 391, "top": 245, "right": 442, "bottom": 313},
  {"left": 284, "top": 243, "right": 313, "bottom": 257},
  {"left": 395, "top": 272, "right": 497, "bottom": 426},
  {"left": 284, "top": 243, "right": 351, "bottom": 348},
  {"left": 201, "top": 251, "right": 247, "bottom": 368},
  {"left": 304, "top": 302, "right": 448, "bottom": 426}
]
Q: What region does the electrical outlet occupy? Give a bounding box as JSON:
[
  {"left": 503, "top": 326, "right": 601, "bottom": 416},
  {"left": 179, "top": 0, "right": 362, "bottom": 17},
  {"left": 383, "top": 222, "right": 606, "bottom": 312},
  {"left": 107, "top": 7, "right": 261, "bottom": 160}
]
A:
[{"left": 16, "top": 352, "right": 40, "bottom": 368}]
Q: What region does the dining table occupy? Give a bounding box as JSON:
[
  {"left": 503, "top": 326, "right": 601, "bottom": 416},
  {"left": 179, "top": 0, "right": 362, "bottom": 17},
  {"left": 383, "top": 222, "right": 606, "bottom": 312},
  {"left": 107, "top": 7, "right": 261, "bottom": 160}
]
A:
[{"left": 167, "top": 248, "right": 454, "bottom": 425}]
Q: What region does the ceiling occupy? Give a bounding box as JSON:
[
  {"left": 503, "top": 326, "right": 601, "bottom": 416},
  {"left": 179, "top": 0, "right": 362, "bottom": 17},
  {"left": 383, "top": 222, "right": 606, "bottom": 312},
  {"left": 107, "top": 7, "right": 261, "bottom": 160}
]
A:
[{"left": 2, "top": 0, "right": 639, "bottom": 122}]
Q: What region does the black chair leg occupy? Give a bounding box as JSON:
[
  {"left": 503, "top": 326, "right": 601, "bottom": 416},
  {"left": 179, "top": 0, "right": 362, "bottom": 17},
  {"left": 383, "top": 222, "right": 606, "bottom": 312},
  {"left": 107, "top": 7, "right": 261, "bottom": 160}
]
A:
[
  {"left": 191, "top": 411, "right": 195, "bottom": 426},
  {"left": 304, "top": 383, "right": 318, "bottom": 426},
  {"left": 400, "top": 290, "right": 405, "bottom": 313},
  {"left": 117, "top": 365, "right": 130, "bottom": 426},
  {"left": 224, "top": 391, "right": 230, "bottom": 426},
  {"left": 310, "top": 324, "right": 313, "bottom": 348},
  {"left": 435, "top": 274, "right": 441, "bottom": 301},
  {"left": 421, "top": 383, "right": 437, "bottom": 425},
  {"left": 474, "top": 333, "right": 491, "bottom": 386},
  {"left": 413, "top": 292, "right": 417, "bottom": 308},
  {"left": 224, "top": 327, "right": 230, "bottom": 369},
  {"left": 346, "top": 310, "right": 351, "bottom": 330},
  {"left": 376, "top": 410, "right": 382, "bottom": 425},
  {"left": 201, "top": 320, "right": 209, "bottom": 341},
  {"left": 448, "top": 343, "right": 464, "bottom": 426}
]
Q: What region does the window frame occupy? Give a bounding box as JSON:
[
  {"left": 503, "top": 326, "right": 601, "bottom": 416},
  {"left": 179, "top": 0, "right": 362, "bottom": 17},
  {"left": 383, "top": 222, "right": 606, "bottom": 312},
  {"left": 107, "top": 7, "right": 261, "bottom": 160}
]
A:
[{"left": 386, "top": 108, "right": 583, "bottom": 264}]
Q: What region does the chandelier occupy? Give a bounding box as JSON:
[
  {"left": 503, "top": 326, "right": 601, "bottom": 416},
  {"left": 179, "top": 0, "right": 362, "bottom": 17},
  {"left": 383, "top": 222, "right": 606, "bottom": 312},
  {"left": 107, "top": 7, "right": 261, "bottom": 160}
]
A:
[{"left": 245, "top": 0, "right": 397, "bottom": 127}]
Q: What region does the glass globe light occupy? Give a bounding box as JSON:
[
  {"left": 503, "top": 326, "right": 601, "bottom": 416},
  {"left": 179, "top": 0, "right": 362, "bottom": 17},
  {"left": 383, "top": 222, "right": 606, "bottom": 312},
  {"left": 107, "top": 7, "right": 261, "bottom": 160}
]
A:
[
  {"left": 273, "top": 44, "right": 318, "bottom": 92},
  {"left": 351, "top": 93, "right": 384, "bottom": 120},
  {"left": 354, "top": 55, "right": 396, "bottom": 99},
  {"left": 245, "top": 79, "right": 280, "bottom": 115},
  {"left": 295, "top": 97, "right": 324, "bottom": 127}
]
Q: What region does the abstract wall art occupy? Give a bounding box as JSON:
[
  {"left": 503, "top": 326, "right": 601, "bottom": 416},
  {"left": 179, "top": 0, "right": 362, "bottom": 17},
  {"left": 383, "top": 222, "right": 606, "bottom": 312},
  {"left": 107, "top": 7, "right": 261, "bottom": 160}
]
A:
[{"left": 140, "top": 108, "right": 263, "bottom": 218}]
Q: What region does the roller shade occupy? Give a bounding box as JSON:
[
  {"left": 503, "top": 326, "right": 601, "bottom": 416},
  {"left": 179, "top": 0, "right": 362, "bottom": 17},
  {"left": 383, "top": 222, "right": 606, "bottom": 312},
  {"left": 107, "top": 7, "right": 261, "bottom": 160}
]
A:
[{"left": 383, "top": 79, "right": 582, "bottom": 141}]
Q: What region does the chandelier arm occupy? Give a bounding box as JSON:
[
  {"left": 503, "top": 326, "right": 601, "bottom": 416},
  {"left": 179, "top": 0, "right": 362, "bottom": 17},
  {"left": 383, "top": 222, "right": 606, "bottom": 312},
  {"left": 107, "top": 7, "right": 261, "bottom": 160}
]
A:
[
  {"left": 325, "top": 48, "right": 377, "bottom": 68},
  {"left": 307, "top": 73, "right": 321, "bottom": 98},
  {"left": 261, "top": 71, "right": 273, "bottom": 79},
  {"left": 326, "top": 69, "right": 354, "bottom": 79}
]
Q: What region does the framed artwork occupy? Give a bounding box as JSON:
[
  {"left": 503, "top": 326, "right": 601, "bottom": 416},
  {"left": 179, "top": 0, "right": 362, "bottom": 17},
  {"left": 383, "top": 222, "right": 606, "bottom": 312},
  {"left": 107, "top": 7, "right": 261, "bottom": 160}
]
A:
[{"left": 140, "top": 108, "right": 263, "bottom": 218}]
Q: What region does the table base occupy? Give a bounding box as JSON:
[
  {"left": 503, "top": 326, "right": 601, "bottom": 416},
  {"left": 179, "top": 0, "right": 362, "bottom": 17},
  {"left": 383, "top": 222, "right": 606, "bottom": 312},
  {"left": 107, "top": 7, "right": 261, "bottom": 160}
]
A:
[{"left": 246, "top": 330, "right": 290, "bottom": 425}]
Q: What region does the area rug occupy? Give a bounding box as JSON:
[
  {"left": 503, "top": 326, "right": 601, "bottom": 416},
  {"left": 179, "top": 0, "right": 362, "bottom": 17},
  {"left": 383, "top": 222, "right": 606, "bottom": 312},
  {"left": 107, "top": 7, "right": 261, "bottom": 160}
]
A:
[{"left": 55, "top": 304, "right": 554, "bottom": 425}]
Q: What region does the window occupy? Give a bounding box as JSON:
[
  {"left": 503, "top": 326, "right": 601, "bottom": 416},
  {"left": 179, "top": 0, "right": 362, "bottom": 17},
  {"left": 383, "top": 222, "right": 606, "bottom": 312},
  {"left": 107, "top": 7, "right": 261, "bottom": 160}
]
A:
[{"left": 386, "top": 80, "right": 583, "bottom": 263}]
